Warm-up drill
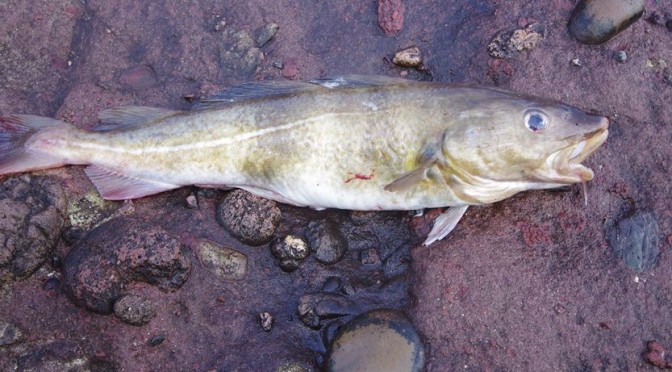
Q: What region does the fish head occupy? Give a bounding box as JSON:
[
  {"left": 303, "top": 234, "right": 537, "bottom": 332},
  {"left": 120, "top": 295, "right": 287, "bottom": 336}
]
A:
[{"left": 442, "top": 93, "right": 609, "bottom": 201}]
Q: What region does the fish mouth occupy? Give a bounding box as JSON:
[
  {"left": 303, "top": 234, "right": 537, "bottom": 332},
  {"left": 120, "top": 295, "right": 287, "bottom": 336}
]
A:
[{"left": 533, "top": 118, "right": 609, "bottom": 184}]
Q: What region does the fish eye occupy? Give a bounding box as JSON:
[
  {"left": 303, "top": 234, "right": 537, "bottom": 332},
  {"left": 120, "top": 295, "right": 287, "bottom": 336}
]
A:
[{"left": 524, "top": 110, "right": 548, "bottom": 133}]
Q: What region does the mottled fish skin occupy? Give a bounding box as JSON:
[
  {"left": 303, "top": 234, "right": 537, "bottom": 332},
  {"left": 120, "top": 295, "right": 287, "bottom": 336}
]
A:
[{"left": 0, "top": 76, "right": 609, "bottom": 244}]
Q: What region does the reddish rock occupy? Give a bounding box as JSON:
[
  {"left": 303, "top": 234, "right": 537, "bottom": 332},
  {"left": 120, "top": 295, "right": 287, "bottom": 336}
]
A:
[
  {"left": 518, "top": 221, "right": 552, "bottom": 246},
  {"left": 644, "top": 341, "right": 672, "bottom": 368},
  {"left": 378, "top": 0, "right": 405, "bottom": 36},
  {"left": 119, "top": 65, "right": 158, "bottom": 89},
  {"left": 62, "top": 217, "right": 191, "bottom": 314}
]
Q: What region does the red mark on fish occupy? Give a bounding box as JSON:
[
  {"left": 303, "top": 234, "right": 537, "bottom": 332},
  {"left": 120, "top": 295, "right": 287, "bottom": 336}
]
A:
[{"left": 345, "top": 171, "right": 375, "bottom": 183}]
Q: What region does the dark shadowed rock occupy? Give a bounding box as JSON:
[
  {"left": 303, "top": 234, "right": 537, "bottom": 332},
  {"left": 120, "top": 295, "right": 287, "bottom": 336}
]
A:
[
  {"left": 306, "top": 221, "right": 346, "bottom": 264},
  {"left": 606, "top": 210, "right": 659, "bottom": 272},
  {"left": 62, "top": 217, "right": 191, "bottom": 313},
  {"left": 113, "top": 294, "right": 156, "bottom": 326},
  {"left": 119, "top": 65, "right": 158, "bottom": 89},
  {"left": 0, "top": 176, "right": 67, "bottom": 286},
  {"left": 0, "top": 321, "right": 23, "bottom": 346},
  {"left": 298, "top": 293, "right": 359, "bottom": 329},
  {"left": 216, "top": 190, "right": 281, "bottom": 246},
  {"left": 256, "top": 23, "right": 279, "bottom": 47},
  {"left": 326, "top": 309, "right": 425, "bottom": 372},
  {"left": 568, "top": 0, "right": 645, "bottom": 45},
  {"left": 16, "top": 340, "right": 85, "bottom": 371}
]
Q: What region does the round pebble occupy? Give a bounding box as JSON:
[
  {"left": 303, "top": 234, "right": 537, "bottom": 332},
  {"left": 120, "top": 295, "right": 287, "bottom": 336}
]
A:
[
  {"left": 326, "top": 309, "right": 425, "bottom": 372},
  {"left": 614, "top": 50, "right": 628, "bottom": 63},
  {"left": 392, "top": 46, "right": 422, "bottom": 68},
  {"left": 271, "top": 235, "right": 310, "bottom": 261},
  {"left": 216, "top": 190, "right": 281, "bottom": 246},
  {"left": 568, "top": 0, "right": 645, "bottom": 45},
  {"left": 259, "top": 312, "right": 274, "bottom": 332}
]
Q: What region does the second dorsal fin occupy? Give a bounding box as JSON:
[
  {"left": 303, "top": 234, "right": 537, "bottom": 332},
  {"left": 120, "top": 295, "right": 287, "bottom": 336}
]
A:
[
  {"left": 193, "top": 80, "right": 322, "bottom": 110},
  {"left": 95, "top": 106, "right": 181, "bottom": 131}
]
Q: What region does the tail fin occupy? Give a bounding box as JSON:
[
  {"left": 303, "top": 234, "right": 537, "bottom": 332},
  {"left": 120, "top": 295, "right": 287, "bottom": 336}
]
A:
[{"left": 0, "top": 114, "right": 72, "bottom": 175}]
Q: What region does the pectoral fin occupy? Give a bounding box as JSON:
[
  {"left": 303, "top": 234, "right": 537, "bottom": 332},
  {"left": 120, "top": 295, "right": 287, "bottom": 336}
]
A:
[
  {"left": 384, "top": 132, "right": 447, "bottom": 192},
  {"left": 423, "top": 206, "right": 468, "bottom": 246}
]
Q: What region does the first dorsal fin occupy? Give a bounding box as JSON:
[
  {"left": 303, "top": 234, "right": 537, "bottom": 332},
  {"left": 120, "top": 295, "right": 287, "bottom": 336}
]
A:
[
  {"left": 193, "top": 80, "right": 322, "bottom": 110},
  {"left": 192, "top": 75, "right": 415, "bottom": 110},
  {"left": 309, "top": 75, "right": 412, "bottom": 89},
  {"left": 95, "top": 106, "right": 181, "bottom": 131}
]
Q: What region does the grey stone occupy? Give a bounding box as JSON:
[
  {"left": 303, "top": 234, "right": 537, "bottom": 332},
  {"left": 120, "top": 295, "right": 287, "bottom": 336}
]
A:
[
  {"left": 569, "top": 0, "right": 645, "bottom": 45},
  {"left": 606, "top": 210, "right": 659, "bottom": 272}
]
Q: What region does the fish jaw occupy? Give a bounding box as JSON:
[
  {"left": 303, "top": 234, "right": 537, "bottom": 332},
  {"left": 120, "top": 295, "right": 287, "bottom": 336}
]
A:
[{"left": 530, "top": 117, "right": 609, "bottom": 184}]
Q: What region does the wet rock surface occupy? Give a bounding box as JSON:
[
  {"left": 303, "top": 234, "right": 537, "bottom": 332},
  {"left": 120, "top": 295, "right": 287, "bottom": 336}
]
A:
[
  {"left": 568, "top": 0, "right": 645, "bottom": 45},
  {"left": 216, "top": 190, "right": 282, "bottom": 246},
  {"left": 62, "top": 217, "right": 191, "bottom": 313},
  {"left": 605, "top": 210, "right": 659, "bottom": 272},
  {"left": 0, "top": 176, "right": 67, "bottom": 285},
  {"left": 326, "top": 309, "right": 425, "bottom": 372}
]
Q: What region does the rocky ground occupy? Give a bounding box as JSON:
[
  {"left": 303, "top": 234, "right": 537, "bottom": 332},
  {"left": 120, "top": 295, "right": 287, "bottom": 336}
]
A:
[{"left": 0, "top": 0, "right": 671, "bottom": 370}]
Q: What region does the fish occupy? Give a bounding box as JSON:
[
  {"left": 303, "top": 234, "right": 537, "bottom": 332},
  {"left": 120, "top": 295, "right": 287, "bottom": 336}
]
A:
[{"left": 0, "top": 75, "right": 608, "bottom": 245}]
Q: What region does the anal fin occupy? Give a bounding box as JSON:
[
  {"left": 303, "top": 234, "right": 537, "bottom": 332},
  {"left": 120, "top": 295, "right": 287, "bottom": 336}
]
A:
[
  {"left": 424, "top": 206, "right": 469, "bottom": 246},
  {"left": 84, "top": 165, "right": 180, "bottom": 200}
]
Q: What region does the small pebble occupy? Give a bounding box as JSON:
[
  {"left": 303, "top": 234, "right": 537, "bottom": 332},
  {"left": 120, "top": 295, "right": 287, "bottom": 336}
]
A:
[
  {"left": 272, "top": 61, "right": 284, "bottom": 69},
  {"left": 360, "top": 248, "right": 381, "bottom": 266},
  {"left": 256, "top": 23, "right": 279, "bottom": 47},
  {"left": 50, "top": 255, "right": 62, "bottom": 269},
  {"left": 148, "top": 335, "right": 165, "bottom": 347},
  {"left": 392, "top": 46, "right": 422, "bottom": 68},
  {"left": 216, "top": 190, "right": 281, "bottom": 246},
  {"left": 271, "top": 235, "right": 310, "bottom": 261},
  {"left": 614, "top": 50, "right": 628, "bottom": 62},
  {"left": 605, "top": 210, "right": 659, "bottom": 272},
  {"left": 185, "top": 194, "right": 198, "bottom": 209},
  {"left": 571, "top": 58, "right": 582, "bottom": 67},
  {"left": 214, "top": 19, "right": 227, "bottom": 32},
  {"left": 198, "top": 240, "right": 248, "bottom": 280},
  {"left": 322, "top": 276, "right": 343, "bottom": 293},
  {"left": 487, "top": 23, "right": 545, "bottom": 59},
  {"left": 0, "top": 321, "right": 24, "bottom": 346},
  {"left": 259, "top": 312, "right": 274, "bottom": 332},
  {"left": 644, "top": 341, "right": 672, "bottom": 368},
  {"left": 306, "top": 221, "right": 346, "bottom": 265},
  {"left": 113, "top": 295, "right": 156, "bottom": 326},
  {"left": 568, "top": 0, "right": 645, "bottom": 45},
  {"left": 276, "top": 363, "right": 310, "bottom": 372},
  {"left": 279, "top": 259, "right": 299, "bottom": 272},
  {"left": 43, "top": 277, "right": 61, "bottom": 292},
  {"left": 119, "top": 65, "right": 157, "bottom": 89},
  {"left": 325, "top": 309, "right": 425, "bottom": 372}
]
